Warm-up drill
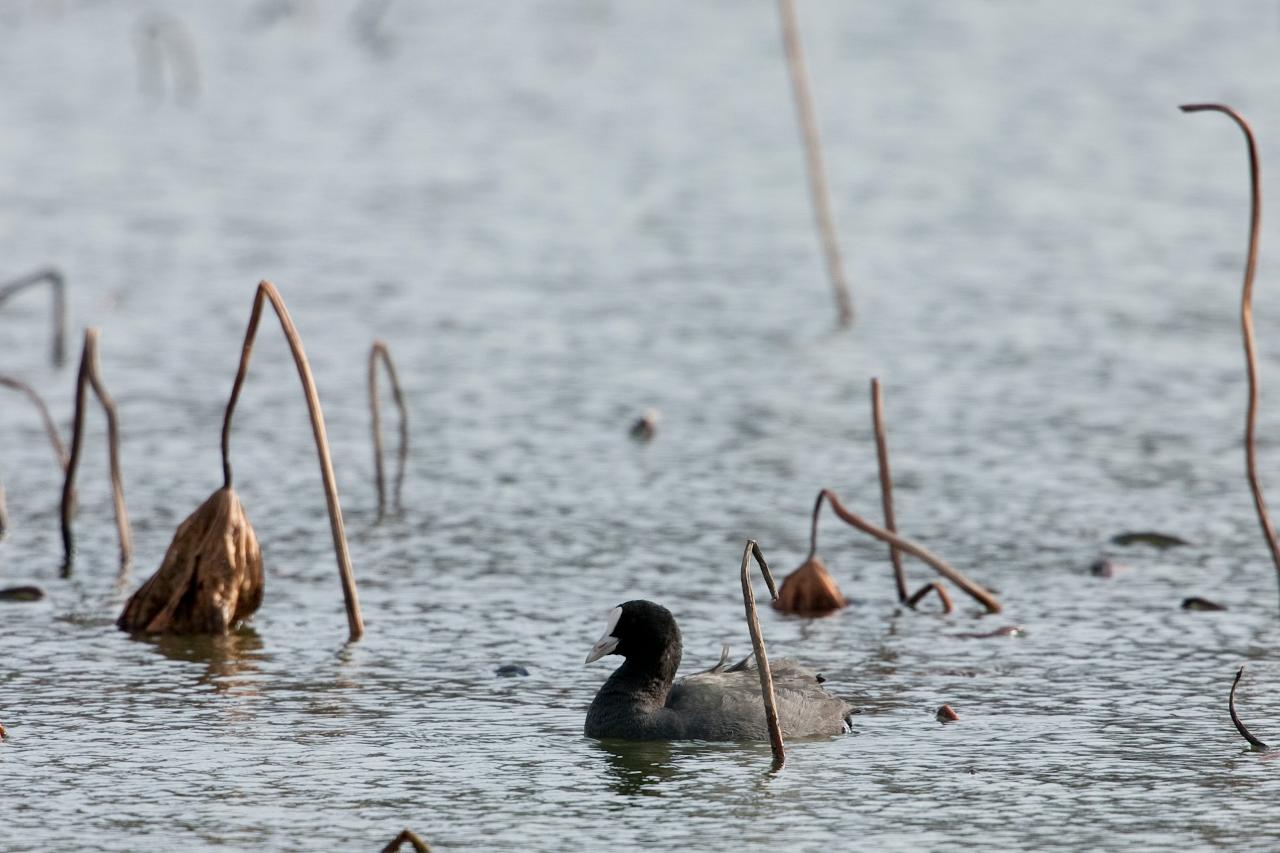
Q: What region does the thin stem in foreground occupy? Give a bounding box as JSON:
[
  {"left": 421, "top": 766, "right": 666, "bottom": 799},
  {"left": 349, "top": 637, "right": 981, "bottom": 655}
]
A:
[
  {"left": 776, "top": 0, "right": 853, "bottom": 327},
  {"left": 368, "top": 339, "right": 409, "bottom": 522},
  {"left": 0, "top": 266, "right": 67, "bottom": 367},
  {"left": 906, "top": 581, "right": 954, "bottom": 613},
  {"left": 60, "top": 328, "right": 132, "bottom": 573},
  {"left": 809, "top": 488, "right": 1001, "bottom": 613},
  {"left": 739, "top": 539, "right": 784, "bottom": 771},
  {"left": 1181, "top": 103, "right": 1280, "bottom": 608},
  {"left": 220, "top": 280, "right": 364, "bottom": 642},
  {"left": 1230, "top": 665, "right": 1270, "bottom": 751},
  {"left": 871, "top": 378, "right": 908, "bottom": 602}
]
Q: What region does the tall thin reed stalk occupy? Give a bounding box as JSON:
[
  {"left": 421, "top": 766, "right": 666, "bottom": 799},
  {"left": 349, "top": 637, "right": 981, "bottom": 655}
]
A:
[
  {"left": 807, "top": 489, "right": 1000, "bottom": 613},
  {"left": 60, "top": 328, "right": 131, "bottom": 571},
  {"left": 0, "top": 376, "right": 69, "bottom": 538},
  {"left": 368, "top": 339, "right": 408, "bottom": 522},
  {"left": 0, "top": 267, "right": 67, "bottom": 366},
  {"left": 221, "top": 281, "right": 364, "bottom": 641},
  {"left": 777, "top": 0, "right": 853, "bottom": 327},
  {"left": 1181, "top": 103, "right": 1280, "bottom": 608},
  {"left": 870, "top": 378, "right": 907, "bottom": 601},
  {"left": 738, "top": 539, "right": 785, "bottom": 771}
]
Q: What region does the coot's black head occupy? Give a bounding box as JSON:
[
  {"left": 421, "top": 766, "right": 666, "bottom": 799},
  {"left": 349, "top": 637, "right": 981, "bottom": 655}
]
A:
[{"left": 585, "top": 600, "right": 681, "bottom": 664}]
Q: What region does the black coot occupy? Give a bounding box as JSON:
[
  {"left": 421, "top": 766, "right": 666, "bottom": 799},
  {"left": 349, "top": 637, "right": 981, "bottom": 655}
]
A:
[{"left": 584, "top": 600, "right": 853, "bottom": 741}]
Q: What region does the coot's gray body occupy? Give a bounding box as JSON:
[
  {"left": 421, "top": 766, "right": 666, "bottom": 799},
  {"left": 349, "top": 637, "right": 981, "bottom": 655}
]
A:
[{"left": 584, "top": 600, "right": 853, "bottom": 741}]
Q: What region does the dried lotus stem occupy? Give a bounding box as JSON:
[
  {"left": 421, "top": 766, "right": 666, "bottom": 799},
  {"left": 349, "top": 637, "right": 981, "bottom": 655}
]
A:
[
  {"left": 0, "top": 266, "right": 67, "bottom": 367},
  {"left": 0, "top": 376, "right": 69, "bottom": 538},
  {"left": 870, "top": 378, "right": 908, "bottom": 602},
  {"left": 739, "top": 539, "right": 784, "bottom": 771},
  {"left": 777, "top": 0, "right": 853, "bottom": 327},
  {"left": 906, "top": 581, "right": 954, "bottom": 613},
  {"left": 1180, "top": 103, "right": 1280, "bottom": 608},
  {"left": 221, "top": 281, "right": 364, "bottom": 641},
  {"left": 368, "top": 339, "right": 408, "bottom": 521},
  {"left": 1230, "top": 665, "right": 1270, "bottom": 751},
  {"left": 381, "top": 828, "right": 431, "bottom": 852},
  {"left": 809, "top": 489, "right": 1000, "bottom": 613},
  {"left": 60, "top": 328, "right": 131, "bottom": 571}
]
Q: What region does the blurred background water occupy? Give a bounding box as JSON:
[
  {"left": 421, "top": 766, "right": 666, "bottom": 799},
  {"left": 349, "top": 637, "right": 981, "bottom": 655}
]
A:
[{"left": 4, "top": 1, "right": 1280, "bottom": 850}]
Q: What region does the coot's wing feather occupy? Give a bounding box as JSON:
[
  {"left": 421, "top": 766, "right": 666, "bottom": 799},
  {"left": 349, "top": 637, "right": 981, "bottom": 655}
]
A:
[{"left": 668, "top": 659, "right": 853, "bottom": 739}]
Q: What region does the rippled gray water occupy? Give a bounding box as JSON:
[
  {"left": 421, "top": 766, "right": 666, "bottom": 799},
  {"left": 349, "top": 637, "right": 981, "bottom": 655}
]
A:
[{"left": 5, "top": 1, "right": 1280, "bottom": 850}]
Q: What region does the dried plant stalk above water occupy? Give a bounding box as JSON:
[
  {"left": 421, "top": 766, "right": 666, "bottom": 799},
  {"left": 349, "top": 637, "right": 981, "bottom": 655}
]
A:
[
  {"left": 807, "top": 489, "right": 1001, "bottom": 613},
  {"left": 871, "top": 378, "right": 907, "bottom": 602},
  {"left": 381, "top": 828, "right": 432, "bottom": 853},
  {"left": 119, "top": 281, "right": 364, "bottom": 641},
  {"left": 0, "top": 376, "right": 68, "bottom": 538},
  {"left": 776, "top": 0, "right": 853, "bottom": 327},
  {"left": 368, "top": 339, "right": 408, "bottom": 522},
  {"left": 0, "top": 266, "right": 67, "bottom": 367},
  {"left": 59, "top": 328, "right": 132, "bottom": 572},
  {"left": 1181, "top": 103, "right": 1280, "bottom": 607},
  {"left": 739, "top": 539, "right": 786, "bottom": 771},
  {"left": 1229, "top": 665, "right": 1270, "bottom": 752}
]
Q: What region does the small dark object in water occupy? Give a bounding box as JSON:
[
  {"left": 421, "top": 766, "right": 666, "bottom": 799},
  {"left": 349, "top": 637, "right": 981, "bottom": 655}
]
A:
[
  {"left": 936, "top": 704, "right": 959, "bottom": 723},
  {"left": 0, "top": 585, "right": 44, "bottom": 602},
  {"left": 0, "top": 721, "right": 6, "bottom": 739},
  {"left": 1090, "top": 558, "right": 1125, "bottom": 578},
  {"left": 1182, "top": 596, "right": 1227, "bottom": 612},
  {"left": 957, "top": 625, "right": 1024, "bottom": 639},
  {"left": 381, "top": 828, "right": 431, "bottom": 852},
  {"left": 1230, "top": 665, "right": 1271, "bottom": 752},
  {"left": 495, "top": 664, "right": 529, "bottom": 677},
  {"left": 629, "top": 408, "right": 660, "bottom": 441},
  {"left": 1109, "top": 531, "right": 1189, "bottom": 549}
]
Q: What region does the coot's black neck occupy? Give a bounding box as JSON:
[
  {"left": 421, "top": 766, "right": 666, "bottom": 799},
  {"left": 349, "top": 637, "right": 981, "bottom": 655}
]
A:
[{"left": 585, "top": 637, "right": 683, "bottom": 738}]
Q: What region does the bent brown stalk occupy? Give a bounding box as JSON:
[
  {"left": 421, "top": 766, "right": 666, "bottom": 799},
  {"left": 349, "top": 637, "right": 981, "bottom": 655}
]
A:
[
  {"left": 0, "top": 376, "right": 70, "bottom": 538},
  {"left": 1181, "top": 103, "right": 1280, "bottom": 607},
  {"left": 871, "top": 378, "right": 908, "bottom": 602},
  {"left": 0, "top": 266, "right": 67, "bottom": 367},
  {"left": 368, "top": 339, "right": 408, "bottom": 522},
  {"left": 808, "top": 488, "right": 1001, "bottom": 613},
  {"left": 60, "top": 328, "right": 132, "bottom": 571},
  {"left": 776, "top": 0, "right": 853, "bottom": 327},
  {"left": 906, "top": 581, "right": 954, "bottom": 613},
  {"left": 739, "top": 539, "right": 785, "bottom": 771},
  {"left": 221, "top": 281, "right": 364, "bottom": 641},
  {"left": 1229, "top": 665, "right": 1270, "bottom": 751}
]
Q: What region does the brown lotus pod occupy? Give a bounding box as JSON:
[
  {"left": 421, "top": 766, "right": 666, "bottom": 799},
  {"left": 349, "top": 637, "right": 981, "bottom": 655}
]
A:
[
  {"left": 936, "top": 704, "right": 959, "bottom": 722},
  {"left": 117, "top": 487, "right": 262, "bottom": 634},
  {"left": 773, "top": 555, "right": 847, "bottom": 616}
]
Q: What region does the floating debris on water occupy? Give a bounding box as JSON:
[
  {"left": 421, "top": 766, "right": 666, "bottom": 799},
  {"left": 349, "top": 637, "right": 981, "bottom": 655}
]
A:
[
  {"left": 0, "top": 585, "right": 44, "bottom": 602},
  {"left": 1090, "top": 558, "right": 1125, "bottom": 578},
  {"left": 1181, "top": 597, "right": 1226, "bottom": 612},
  {"left": 774, "top": 556, "right": 846, "bottom": 617},
  {"left": 629, "top": 408, "right": 660, "bottom": 441},
  {"left": 495, "top": 664, "right": 529, "bottom": 677},
  {"left": 957, "top": 625, "right": 1024, "bottom": 639},
  {"left": 936, "top": 704, "right": 959, "bottom": 723},
  {"left": 1109, "top": 531, "right": 1189, "bottom": 549}
]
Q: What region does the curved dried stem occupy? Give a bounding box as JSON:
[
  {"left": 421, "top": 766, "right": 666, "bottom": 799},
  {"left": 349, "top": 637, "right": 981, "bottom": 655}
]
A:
[
  {"left": 0, "top": 267, "right": 67, "bottom": 367},
  {"left": 220, "top": 281, "right": 364, "bottom": 642},
  {"left": 776, "top": 0, "right": 853, "bottom": 328},
  {"left": 870, "top": 378, "right": 908, "bottom": 602},
  {"left": 1230, "top": 665, "right": 1270, "bottom": 751},
  {"left": 906, "top": 581, "right": 954, "bottom": 613},
  {"left": 60, "top": 328, "right": 132, "bottom": 573},
  {"left": 809, "top": 488, "right": 1001, "bottom": 613},
  {"left": 381, "top": 828, "right": 431, "bottom": 853},
  {"left": 739, "top": 539, "right": 784, "bottom": 771},
  {"left": 1181, "top": 103, "right": 1280, "bottom": 606},
  {"left": 368, "top": 339, "right": 408, "bottom": 522},
  {"left": 0, "top": 375, "right": 70, "bottom": 539}
]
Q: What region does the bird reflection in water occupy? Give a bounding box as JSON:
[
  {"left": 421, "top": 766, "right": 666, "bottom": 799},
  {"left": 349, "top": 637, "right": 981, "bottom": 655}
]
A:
[
  {"left": 595, "top": 739, "right": 677, "bottom": 796},
  {"left": 144, "top": 626, "right": 265, "bottom": 696}
]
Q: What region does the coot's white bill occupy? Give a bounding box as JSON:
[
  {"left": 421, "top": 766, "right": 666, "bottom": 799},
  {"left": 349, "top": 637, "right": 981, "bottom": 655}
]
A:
[{"left": 585, "top": 605, "right": 623, "bottom": 663}]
